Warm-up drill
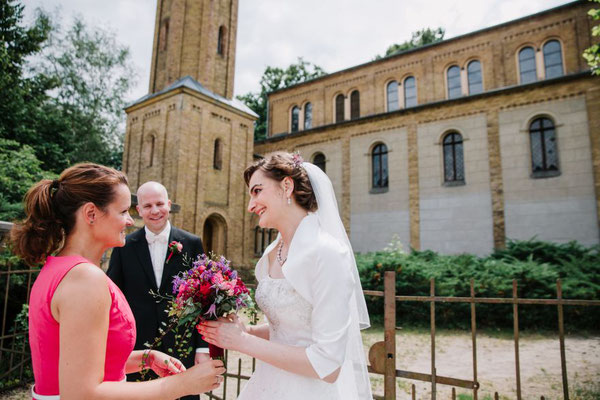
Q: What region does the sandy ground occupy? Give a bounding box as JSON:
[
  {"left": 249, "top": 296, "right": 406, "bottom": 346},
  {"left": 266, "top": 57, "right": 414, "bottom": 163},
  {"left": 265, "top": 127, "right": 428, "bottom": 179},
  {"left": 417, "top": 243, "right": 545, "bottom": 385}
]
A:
[{"left": 3, "top": 326, "right": 598, "bottom": 400}]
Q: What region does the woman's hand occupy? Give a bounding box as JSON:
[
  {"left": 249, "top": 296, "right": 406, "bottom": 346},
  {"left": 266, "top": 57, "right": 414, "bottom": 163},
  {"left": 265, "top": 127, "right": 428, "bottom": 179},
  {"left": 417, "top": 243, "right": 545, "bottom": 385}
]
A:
[
  {"left": 197, "top": 315, "right": 248, "bottom": 352},
  {"left": 146, "top": 350, "right": 186, "bottom": 377},
  {"left": 179, "top": 359, "right": 226, "bottom": 394}
]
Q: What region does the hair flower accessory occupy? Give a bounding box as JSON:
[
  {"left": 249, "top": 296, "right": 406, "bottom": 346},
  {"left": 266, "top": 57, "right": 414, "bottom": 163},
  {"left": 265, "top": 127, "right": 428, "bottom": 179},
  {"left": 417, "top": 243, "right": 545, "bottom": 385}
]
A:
[
  {"left": 291, "top": 152, "right": 304, "bottom": 169},
  {"left": 166, "top": 241, "right": 183, "bottom": 264}
]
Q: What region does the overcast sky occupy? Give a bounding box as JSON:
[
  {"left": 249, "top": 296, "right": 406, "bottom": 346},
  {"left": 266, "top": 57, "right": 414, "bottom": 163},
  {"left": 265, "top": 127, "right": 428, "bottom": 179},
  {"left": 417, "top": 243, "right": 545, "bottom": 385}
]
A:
[{"left": 23, "top": 0, "right": 571, "bottom": 102}]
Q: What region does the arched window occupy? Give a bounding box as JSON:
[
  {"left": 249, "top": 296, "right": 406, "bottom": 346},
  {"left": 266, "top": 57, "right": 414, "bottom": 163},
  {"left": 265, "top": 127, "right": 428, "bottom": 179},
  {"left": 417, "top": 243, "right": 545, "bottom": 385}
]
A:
[
  {"left": 404, "top": 76, "right": 417, "bottom": 108},
  {"left": 447, "top": 65, "right": 461, "bottom": 99},
  {"left": 304, "top": 102, "right": 312, "bottom": 130},
  {"left": 213, "top": 139, "right": 222, "bottom": 170},
  {"left": 147, "top": 135, "right": 155, "bottom": 167},
  {"left": 291, "top": 106, "right": 300, "bottom": 132},
  {"left": 386, "top": 80, "right": 399, "bottom": 111},
  {"left": 467, "top": 60, "right": 483, "bottom": 95},
  {"left": 372, "top": 143, "right": 389, "bottom": 190},
  {"left": 443, "top": 132, "right": 465, "bottom": 183},
  {"left": 312, "top": 152, "right": 326, "bottom": 173},
  {"left": 350, "top": 90, "right": 360, "bottom": 119},
  {"left": 159, "top": 21, "right": 169, "bottom": 51},
  {"left": 217, "top": 26, "right": 226, "bottom": 55},
  {"left": 254, "top": 226, "right": 261, "bottom": 255},
  {"left": 530, "top": 117, "right": 559, "bottom": 176},
  {"left": 543, "top": 40, "right": 563, "bottom": 79},
  {"left": 519, "top": 46, "right": 537, "bottom": 84},
  {"left": 335, "top": 94, "right": 345, "bottom": 123}
]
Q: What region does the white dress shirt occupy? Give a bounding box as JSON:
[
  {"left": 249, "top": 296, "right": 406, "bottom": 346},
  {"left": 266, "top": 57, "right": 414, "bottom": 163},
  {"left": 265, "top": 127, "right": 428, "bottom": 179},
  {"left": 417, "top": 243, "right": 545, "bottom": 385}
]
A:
[
  {"left": 145, "top": 222, "right": 209, "bottom": 356},
  {"left": 145, "top": 221, "right": 171, "bottom": 288}
]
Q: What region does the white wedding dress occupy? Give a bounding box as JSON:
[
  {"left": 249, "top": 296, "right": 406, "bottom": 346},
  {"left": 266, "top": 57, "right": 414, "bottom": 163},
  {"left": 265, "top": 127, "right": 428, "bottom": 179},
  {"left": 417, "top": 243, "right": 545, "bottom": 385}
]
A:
[{"left": 237, "top": 273, "right": 341, "bottom": 399}]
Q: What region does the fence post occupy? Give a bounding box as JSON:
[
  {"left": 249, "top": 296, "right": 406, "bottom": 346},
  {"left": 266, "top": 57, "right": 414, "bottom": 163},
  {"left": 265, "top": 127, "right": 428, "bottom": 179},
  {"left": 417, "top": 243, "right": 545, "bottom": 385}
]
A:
[
  {"left": 513, "top": 280, "right": 522, "bottom": 400},
  {"left": 384, "top": 271, "right": 396, "bottom": 400},
  {"left": 557, "top": 280, "right": 569, "bottom": 400},
  {"left": 431, "top": 278, "right": 437, "bottom": 400}
]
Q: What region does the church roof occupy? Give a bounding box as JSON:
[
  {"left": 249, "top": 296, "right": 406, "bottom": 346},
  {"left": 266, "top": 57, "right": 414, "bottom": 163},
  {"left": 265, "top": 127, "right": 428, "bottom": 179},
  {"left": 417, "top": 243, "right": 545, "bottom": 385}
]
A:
[{"left": 127, "top": 75, "right": 258, "bottom": 118}]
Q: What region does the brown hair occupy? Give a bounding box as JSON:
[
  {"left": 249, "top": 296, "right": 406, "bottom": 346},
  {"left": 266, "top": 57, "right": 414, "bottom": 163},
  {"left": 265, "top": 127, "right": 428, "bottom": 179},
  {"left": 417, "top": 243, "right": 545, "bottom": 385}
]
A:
[
  {"left": 10, "top": 163, "right": 128, "bottom": 266},
  {"left": 243, "top": 152, "right": 317, "bottom": 212}
]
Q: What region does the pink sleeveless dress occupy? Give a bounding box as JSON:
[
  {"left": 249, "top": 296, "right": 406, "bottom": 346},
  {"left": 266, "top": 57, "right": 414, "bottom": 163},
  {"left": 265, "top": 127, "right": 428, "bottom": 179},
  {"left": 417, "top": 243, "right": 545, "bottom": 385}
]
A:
[{"left": 28, "top": 255, "right": 136, "bottom": 397}]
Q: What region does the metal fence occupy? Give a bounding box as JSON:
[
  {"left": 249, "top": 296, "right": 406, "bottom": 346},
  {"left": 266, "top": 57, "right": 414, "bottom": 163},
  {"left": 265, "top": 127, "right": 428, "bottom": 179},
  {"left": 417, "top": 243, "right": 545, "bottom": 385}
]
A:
[
  {"left": 1, "top": 262, "right": 599, "bottom": 399},
  {"left": 364, "top": 271, "right": 600, "bottom": 400}
]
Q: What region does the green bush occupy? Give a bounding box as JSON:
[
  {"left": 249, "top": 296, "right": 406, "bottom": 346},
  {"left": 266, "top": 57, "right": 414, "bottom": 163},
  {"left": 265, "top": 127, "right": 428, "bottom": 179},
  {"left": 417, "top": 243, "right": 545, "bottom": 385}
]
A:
[{"left": 356, "top": 239, "right": 600, "bottom": 330}]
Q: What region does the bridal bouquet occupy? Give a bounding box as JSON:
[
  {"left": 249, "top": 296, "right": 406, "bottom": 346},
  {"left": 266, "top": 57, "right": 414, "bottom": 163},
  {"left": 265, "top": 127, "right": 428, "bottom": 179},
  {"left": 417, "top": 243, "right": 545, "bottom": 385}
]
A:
[{"left": 143, "top": 254, "right": 253, "bottom": 371}]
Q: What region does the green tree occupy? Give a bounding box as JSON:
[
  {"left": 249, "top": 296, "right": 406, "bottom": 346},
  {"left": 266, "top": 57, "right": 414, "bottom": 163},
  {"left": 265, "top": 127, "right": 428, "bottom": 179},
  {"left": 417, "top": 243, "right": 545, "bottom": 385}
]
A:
[
  {"left": 0, "top": 1, "right": 54, "bottom": 143},
  {"left": 32, "top": 16, "right": 136, "bottom": 170},
  {"left": 583, "top": 0, "right": 600, "bottom": 75},
  {"left": 237, "top": 57, "right": 326, "bottom": 141},
  {"left": 0, "top": 139, "right": 54, "bottom": 221},
  {"left": 375, "top": 27, "right": 445, "bottom": 60}
]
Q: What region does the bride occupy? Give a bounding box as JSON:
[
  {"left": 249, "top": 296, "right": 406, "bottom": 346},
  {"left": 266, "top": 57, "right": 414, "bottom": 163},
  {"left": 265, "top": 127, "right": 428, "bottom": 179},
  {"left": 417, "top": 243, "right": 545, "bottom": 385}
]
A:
[{"left": 198, "top": 152, "right": 372, "bottom": 399}]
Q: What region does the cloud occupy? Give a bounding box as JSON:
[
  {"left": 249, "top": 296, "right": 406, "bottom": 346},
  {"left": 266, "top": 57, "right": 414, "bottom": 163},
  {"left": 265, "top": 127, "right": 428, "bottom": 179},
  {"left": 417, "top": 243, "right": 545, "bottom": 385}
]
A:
[{"left": 23, "top": 0, "right": 570, "bottom": 101}]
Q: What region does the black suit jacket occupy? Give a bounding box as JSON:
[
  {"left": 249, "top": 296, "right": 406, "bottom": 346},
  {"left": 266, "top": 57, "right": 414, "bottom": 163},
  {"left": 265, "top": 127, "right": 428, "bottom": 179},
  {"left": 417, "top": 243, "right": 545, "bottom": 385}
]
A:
[{"left": 107, "top": 226, "right": 208, "bottom": 368}]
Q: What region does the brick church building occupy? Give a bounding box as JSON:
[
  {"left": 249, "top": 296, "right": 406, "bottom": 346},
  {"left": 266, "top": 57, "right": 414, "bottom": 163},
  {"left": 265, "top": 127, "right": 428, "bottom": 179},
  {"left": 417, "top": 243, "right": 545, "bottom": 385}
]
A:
[{"left": 123, "top": 0, "right": 600, "bottom": 267}]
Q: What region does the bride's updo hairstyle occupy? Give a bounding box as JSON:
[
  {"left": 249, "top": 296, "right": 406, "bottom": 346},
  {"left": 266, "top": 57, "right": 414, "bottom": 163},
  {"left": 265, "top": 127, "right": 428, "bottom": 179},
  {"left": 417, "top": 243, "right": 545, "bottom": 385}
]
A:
[
  {"left": 10, "top": 163, "right": 128, "bottom": 266},
  {"left": 244, "top": 152, "right": 318, "bottom": 212}
]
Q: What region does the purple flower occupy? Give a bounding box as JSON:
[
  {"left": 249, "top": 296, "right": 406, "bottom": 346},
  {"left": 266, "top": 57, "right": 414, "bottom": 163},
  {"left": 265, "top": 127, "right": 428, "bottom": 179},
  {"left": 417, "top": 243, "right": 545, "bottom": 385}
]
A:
[
  {"left": 172, "top": 276, "right": 184, "bottom": 294},
  {"left": 204, "top": 303, "right": 217, "bottom": 319}
]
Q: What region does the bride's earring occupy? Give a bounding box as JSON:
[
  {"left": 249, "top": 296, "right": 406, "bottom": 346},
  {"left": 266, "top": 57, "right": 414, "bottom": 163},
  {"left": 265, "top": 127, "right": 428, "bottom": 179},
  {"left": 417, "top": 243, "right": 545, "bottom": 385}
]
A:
[{"left": 287, "top": 197, "right": 291, "bottom": 205}]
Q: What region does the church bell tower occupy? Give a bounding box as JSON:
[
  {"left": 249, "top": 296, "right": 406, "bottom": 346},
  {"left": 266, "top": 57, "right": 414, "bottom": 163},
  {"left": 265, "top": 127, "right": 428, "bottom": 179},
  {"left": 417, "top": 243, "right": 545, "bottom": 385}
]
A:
[
  {"left": 149, "top": 0, "right": 237, "bottom": 99},
  {"left": 122, "top": 0, "right": 257, "bottom": 267}
]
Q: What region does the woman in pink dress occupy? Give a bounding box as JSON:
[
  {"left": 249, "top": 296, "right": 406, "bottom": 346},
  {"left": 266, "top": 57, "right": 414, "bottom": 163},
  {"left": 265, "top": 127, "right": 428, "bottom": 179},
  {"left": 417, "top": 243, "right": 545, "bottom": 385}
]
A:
[{"left": 10, "top": 163, "right": 225, "bottom": 400}]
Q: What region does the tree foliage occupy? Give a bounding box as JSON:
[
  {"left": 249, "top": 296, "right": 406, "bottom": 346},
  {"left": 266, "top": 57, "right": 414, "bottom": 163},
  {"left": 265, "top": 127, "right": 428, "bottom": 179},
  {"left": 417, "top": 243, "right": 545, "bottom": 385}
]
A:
[
  {"left": 374, "top": 27, "right": 445, "bottom": 60},
  {"left": 0, "top": 1, "right": 136, "bottom": 174},
  {"left": 0, "top": 139, "right": 54, "bottom": 221},
  {"left": 237, "top": 57, "right": 326, "bottom": 141},
  {"left": 31, "top": 16, "right": 136, "bottom": 170},
  {"left": 583, "top": 0, "right": 600, "bottom": 75}
]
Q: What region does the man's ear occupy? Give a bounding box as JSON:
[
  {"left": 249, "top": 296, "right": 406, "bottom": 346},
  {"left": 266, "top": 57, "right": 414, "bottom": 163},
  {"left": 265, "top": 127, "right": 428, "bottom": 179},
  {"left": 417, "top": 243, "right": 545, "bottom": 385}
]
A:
[
  {"left": 136, "top": 204, "right": 141, "bottom": 214},
  {"left": 167, "top": 199, "right": 172, "bottom": 212}
]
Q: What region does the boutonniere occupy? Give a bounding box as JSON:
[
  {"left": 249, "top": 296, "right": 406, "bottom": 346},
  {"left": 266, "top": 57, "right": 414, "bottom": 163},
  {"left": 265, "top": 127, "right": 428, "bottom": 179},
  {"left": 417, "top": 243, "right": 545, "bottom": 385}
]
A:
[{"left": 166, "top": 241, "right": 183, "bottom": 264}]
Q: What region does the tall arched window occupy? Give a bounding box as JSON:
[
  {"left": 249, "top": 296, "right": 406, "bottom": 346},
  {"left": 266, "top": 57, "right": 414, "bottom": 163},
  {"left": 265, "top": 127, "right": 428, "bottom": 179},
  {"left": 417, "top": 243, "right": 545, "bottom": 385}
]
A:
[
  {"left": 447, "top": 65, "right": 461, "bottom": 99},
  {"left": 304, "top": 102, "right": 312, "bottom": 130},
  {"left": 335, "top": 94, "right": 345, "bottom": 123},
  {"left": 443, "top": 132, "right": 465, "bottom": 183},
  {"left": 543, "top": 40, "right": 563, "bottom": 79},
  {"left": 350, "top": 90, "right": 360, "bottom": 119},
  {"left": 312, "top": 152, "right": 326, "bottom": 173},
  {"left": 147, "top": 135, "right": 155, "bottom": 167},
  {"left": 291, "top": 106, "right": 300, "bottom": 132},
  {"left": 213, "top": 139, "right": 222, "bottom": 170},
  {"left": 467, "top": 60, "right": 483, "bottom": 95},
  {"left": 404, "top": 76, "right": 417, "bottom": 108},
  {"left": 530, "top": 117, "right": 559, "bottom": 176},
  {"left": 519, "top": 46, "right": 537, "bottom": 84},
  {"left": 217, "top": 26, "right": 226, "bottom": 55},
  {"left": 386, "top": 81, "right": 399, "bottom": 111},
  {"left": 372, "top": 143, "right": 389, "bottom": 190},
  {"left": 254, "top": 226, "right": 261, "bottom": 255}
]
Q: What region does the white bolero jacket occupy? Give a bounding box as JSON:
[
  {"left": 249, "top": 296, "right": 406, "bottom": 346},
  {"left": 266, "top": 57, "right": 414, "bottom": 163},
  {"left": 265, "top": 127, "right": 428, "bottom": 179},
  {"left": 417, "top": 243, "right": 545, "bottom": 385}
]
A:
[{"left": 255, "top": 213, "right": 371, "bottom": 399}]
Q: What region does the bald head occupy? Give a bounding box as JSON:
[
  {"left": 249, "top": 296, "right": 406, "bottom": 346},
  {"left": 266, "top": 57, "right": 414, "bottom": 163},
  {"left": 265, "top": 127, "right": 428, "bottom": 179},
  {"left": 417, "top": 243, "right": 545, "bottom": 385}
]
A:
[
  {"left": 136, "top": 181, "right": 171, "bottom": 234},
  {"left": 137, "top": 181, "right": 168, "bottom": 200}
]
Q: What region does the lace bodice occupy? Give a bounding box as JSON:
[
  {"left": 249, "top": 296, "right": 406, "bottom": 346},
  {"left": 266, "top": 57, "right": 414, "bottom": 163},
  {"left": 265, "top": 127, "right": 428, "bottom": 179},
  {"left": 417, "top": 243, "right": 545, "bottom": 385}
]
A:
[{"left": 255, "top": 275, "right": 313, "bottom": 346}]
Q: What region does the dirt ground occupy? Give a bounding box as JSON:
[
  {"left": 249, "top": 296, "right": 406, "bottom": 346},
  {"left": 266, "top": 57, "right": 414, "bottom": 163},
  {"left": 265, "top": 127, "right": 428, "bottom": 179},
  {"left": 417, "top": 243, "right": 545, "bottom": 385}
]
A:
[{"left": 3, "top": 326, "right": 599, "bottom": 400}]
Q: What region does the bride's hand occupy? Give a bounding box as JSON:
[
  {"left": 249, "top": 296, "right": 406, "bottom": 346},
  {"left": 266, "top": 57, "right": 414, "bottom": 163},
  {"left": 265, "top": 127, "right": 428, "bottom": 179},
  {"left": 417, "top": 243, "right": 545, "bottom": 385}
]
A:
[{"left": 197, "top": 315, "right": 248, "bottom": 352}]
